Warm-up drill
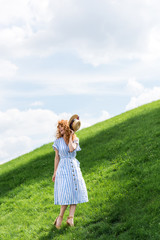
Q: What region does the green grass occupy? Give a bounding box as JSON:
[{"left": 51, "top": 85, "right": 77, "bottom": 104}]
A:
[{"left": 0, "top": 100, "right": 160, "bottom": 240}]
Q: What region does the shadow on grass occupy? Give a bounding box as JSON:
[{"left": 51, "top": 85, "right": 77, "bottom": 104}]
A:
[{"left": 38, "top": 224, "right": 71, "bottom": 240}]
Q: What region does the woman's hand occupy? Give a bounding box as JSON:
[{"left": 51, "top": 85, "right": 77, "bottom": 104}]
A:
[
  {"left": 69, "top": 130, "right": 75, "bottom": 141},
  {"left": 69, "top": 129, "right": 75, "bottom": 145},
  {"left": 70, "top": 129, "right": 74, "bottom": 136},
  {"left": 69, "top": 130, "right": 77, "bottom": 152},
  {"left": 52, "top": 172, "right": 56, "bottom": 182}
]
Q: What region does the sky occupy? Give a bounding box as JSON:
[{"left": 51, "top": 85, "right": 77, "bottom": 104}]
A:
[{"left": 0, "top": 0, "right": 160, "bottom": 164}]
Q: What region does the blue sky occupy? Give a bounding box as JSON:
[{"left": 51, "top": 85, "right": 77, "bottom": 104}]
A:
[{"left": 0, "top": 0, "right": 160, "bottom": 164}]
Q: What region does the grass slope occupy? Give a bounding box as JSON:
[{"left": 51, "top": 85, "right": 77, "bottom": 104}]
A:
[{"left": 0, "top": 100, "right": 160, "bottom": 240}]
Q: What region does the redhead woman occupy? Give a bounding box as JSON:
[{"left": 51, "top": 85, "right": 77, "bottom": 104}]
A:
[{"left": 52, "top": 115, "right": 88, "bottom": 229}]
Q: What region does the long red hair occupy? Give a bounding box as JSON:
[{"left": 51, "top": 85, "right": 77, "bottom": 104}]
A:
[{"left": 56, "top": 119, "right": 77, "bottom": 144}]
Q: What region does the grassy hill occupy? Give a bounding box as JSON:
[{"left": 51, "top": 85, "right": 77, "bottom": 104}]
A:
[{"left": 0, "top": 100, "right": 160, "bottom": 240}]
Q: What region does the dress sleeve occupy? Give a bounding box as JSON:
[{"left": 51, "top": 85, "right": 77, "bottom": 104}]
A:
[
  {"left": 52, "top": 139, "right": 59, "bottom": 151},
  {"left": 73, "top": 137, "right": 81, "bottom": 152}
]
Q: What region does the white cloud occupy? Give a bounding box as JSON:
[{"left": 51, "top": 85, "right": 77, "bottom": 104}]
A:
[
  {"left": 125, "top": 80, "right": 160, "bottom": 110},
  {"left": 25, "top": 0, "right": 160, "bottom": 65},
  {"left": 144, "top": 25, "right": 160, "bottom": 62},
  {"left": 126, "top": 78, "right": 144, "bottom": 96},
  {"left": 0, "top": 0, "right": 52, "bottom": 58},
  {"left": 15, "top": 73, "right": 127, "bottom": 97},
  {"left": 0, "top": 59, "right": 18, "bottom": 79},
  {"left": 0, "top": 108, "right": 58, "bottom": 164},
  {"left": 1, "top": 0, "right": 160, "bottom": 65},
  {"left": 0, "top": 0, "right": 160, "bottom": 101},
  {"left": 0, "top": 72, "right": 127, "bottom": 105},
  {"left": 0, "top": 108, "right": 111, "bottom": 164},
  {"left": 80, "top": 110, "right": 111, "bottom": 129},
  {"left": 0, "top": 27, "right": 28, "bottom": 56},
  {"left": 0, "top": 136, "right": 32, "bottom": 165}
]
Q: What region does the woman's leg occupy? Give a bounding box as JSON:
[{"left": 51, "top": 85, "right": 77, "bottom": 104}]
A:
[
  {"left": 69, "top": 204, "right": 76, "bottom": 217},
  {"left": 56, "top": 205, "right": 68, "bottom": 226},
  {"left": 67, "top": 204, "right": 76, "bottom": 226},
  {"left": 60, "top": 204, "right": 68, "bottom": 216}
]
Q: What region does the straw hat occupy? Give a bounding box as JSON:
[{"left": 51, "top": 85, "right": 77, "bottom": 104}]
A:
[{"left": 68, "top": 114, "right": 81, "bottom": 132}]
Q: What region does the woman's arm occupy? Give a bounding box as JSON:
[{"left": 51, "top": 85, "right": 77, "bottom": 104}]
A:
[
  {"left": 68, "top": 131, "right": 78, "bottom": 152},
  {"left": 52, "top": 148, "right": 60, "bottom": 182},
  {"left": 54, "top": 148, "right": 60, "bottom": 172}
]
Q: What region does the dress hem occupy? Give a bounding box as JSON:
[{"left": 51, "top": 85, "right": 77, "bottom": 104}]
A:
[{"left": 54, "top": 200, "right": 89, "bottom": 205}]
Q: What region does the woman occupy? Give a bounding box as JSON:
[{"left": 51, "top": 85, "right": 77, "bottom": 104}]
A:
[{"left": 52, "top": 118, "right": 88, "bottom": 229}]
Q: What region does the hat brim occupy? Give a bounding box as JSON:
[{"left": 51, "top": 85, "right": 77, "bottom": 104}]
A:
[
  {"left": 73, "top": 121, "right": 81, "bottom": 132},
  {"left": 68, "top": 114, "right": 79, "bottom": 126}
]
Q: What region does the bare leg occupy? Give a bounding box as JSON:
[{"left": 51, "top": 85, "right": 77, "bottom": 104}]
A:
[
  {"left": 67, "top": 204, "right": 76, "bottom": 226},
  {"left": 56, "top": 205, "right": 68, "bottom": 227},
  {"left": 60, "top": 205, "right": 68, "bottom": 216},
  {"left": 69, "top": 204, "right": 76, "bottom": 217}
]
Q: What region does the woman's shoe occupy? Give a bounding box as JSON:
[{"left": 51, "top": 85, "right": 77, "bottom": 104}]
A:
[
  {"left": 54, "top": 215, "right": 63, "bottom": 229},
  {"left": 66, "top": 216, "right": 74, "bottom": 227}
]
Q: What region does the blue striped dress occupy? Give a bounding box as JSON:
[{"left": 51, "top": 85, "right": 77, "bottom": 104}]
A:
[{"left": 52, "top": 137, "right": 89, "bottom": 205}]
